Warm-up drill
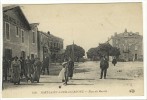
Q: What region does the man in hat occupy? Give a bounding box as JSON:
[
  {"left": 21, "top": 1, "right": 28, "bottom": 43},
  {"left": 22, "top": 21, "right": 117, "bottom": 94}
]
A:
[
  {"left": 42, "top": 56, "right": 49, "bottom": 75},
  {"left": 100, "top": 55, "right": 109, "bottom": 79},
  {"left": 68, "top": 57, "right": 74, "bottom": 79}
]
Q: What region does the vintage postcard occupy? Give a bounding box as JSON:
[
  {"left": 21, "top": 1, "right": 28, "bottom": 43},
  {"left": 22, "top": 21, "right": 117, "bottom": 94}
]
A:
[{"left": 1, "top": 2, "right": 146, "bottom": 99}]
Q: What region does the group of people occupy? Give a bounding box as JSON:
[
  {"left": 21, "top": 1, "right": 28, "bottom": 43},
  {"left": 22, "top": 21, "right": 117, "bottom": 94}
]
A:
[
  {"left": 3, "top": 56, "right": 49, "bottom": 85},
  {"left": 3, "top": 54, "right": 117, "bottom": 85}
]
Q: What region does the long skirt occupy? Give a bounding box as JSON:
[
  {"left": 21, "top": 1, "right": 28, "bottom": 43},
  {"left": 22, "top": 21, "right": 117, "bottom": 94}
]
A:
[
  {"left": 58, "top": 68, "right": 65, "bottom": 80},
  {"left": 68, "top": 68, "right": 73, "bottom": 77},
  {"left": 32, "top": 67, "right": 40, "bottom": 82},
  {"left": 12, "top": 67, "right": 20, "bottom": 83}
]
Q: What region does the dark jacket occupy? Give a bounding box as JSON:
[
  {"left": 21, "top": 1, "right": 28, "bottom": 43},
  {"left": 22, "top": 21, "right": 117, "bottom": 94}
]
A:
[
  {"left": 112, "top": 59, "right": 117, "bottom": 64},
  {"left": 100, "top": 58, "right": 109, "bottom": 69}
]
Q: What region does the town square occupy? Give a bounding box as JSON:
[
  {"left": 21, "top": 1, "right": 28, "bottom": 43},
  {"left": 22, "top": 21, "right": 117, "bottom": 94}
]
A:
[{"left": 2, "top": 3, "right": 144, "bottom": 98}]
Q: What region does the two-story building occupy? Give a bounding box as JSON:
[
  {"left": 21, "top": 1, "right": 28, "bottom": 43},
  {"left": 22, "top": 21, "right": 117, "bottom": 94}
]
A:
[
  {"left": 38, "top": 31, "right": 64, "bottom": 62},
  {"left": 108, "top": 29, "right": 143, "bottom": 61},
  {"left": 3, "top": 6, "right": 38, "bottom": 60}
]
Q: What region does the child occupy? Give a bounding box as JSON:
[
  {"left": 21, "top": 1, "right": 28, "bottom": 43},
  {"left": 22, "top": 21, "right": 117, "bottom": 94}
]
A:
[{"left": 58, "top": 62, "right": 67, "bottom": 82}]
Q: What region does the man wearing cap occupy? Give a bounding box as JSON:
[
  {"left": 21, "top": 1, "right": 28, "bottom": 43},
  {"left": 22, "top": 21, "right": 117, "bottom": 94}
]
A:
[{"left": 100, "top": 56, "right": 109, "bottom": 79}]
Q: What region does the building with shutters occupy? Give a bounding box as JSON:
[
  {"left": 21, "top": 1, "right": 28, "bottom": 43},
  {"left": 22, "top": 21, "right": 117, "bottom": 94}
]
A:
[
  {"left": 108, "top": 29, "right": 143, "bottom": 61},
  {"left": 3, "top": 6, "right": 39, "bottom": 60},
  {"left": 38, "top": 31, "right": 64, "bottom": 62}
]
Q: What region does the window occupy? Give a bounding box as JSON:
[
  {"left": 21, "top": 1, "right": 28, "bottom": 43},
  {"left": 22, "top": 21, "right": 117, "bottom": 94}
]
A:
[
  {"left": 15, "top": 26, "right": 19, "bottom": 36},
  {"left": 31, "top": 54, "right": 34, "bottom": 59},
  {"left": 32, "top": 31, "right": 35, "bottom": 43},
  {"left": 135, "top": 45, "right": 138, "bottom": 50},
  {"left": 54, "top": 43, "right": 56, "bottom": 47},
  {"left": 21, "top": 29, "right": 24, "bottom": 43},
  {"left": 5, "top": 22, "right": 10, "bottom": 40}
]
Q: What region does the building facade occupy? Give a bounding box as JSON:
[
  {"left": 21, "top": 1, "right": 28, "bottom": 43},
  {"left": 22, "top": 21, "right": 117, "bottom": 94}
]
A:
[
  {"left": 108, "top": 29, "right": 143, "bottom": 61},
  {"left": 3, "top": 6, "right": 38, "bottom": 60},
  {"left": 38, "top": 31, "right": 64, "bottom": 62}
]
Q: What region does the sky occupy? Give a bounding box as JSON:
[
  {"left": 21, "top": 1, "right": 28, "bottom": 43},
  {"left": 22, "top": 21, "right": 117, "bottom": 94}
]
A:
[{"left": 18, "top": 3, "right": 143, "bottom": 52}]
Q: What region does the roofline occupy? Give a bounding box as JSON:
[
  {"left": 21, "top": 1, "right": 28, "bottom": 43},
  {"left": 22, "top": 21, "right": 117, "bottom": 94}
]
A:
[
  {"left": 16, "top": 6, "right": 31, "bottom": 30},
  {"left": 3, "top": 6, "right": 31, "bottom": 30},
  {"left": 38, "top": 31, "right": 64, "bottom": 41}
]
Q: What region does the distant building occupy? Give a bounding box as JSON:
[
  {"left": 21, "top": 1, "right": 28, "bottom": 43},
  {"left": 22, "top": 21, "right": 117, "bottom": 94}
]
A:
[
  {"left": 108, "top": 29, "right": 143, "bottom": 61},
  {"left": 38, "top": 31, "right": 64, "bottom": 62},
  {"left": 3, "top": 6, "right": 39, "bottom": 60}
]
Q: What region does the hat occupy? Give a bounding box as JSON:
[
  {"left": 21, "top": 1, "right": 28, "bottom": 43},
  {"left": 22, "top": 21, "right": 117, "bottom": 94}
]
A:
[{"left": 62, "top": 62, "right": 67, "bottom": 66}]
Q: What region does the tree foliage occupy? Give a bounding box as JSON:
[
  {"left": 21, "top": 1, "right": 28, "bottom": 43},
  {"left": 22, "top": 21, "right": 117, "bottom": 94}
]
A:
[
  {"left": 109, "top": 47, "right": 121, "bottom": 58},
  {"left": 64, "top": 44, "right": 85, "bottom": 62},
  {"left": 97, "top": 43, "right": 112, "bottom": 57},
  {"left": 87, "top": 47, "right": 99, "bottom": 60},
  {"left": 87, "top": 42, "right": 120, "bottom": 60}
]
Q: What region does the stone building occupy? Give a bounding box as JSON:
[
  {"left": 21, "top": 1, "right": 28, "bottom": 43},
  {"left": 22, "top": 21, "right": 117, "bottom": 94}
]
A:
[
  {"left": 3, "top": 6, "right": 39, "bottom": 60},
  {"left": 38, "top": 31, "right": 64, "bottom": 62},
  {"left": 108, "top": 29, "right": 143, "bottom": 61}
]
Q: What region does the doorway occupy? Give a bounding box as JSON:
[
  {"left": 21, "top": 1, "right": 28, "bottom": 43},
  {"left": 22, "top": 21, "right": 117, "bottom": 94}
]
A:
[
  {"left": 21, "top": 51, "right": 26, "bottom": 59},
  {"left": 135, "top": 54, "right": 137, "bottom": 60},
  {"left": 4, "top": 49, "right": 12, "bottom": 60}
]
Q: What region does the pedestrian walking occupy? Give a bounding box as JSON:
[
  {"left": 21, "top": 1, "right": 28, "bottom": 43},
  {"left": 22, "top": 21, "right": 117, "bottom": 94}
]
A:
[
  {"left": 42, "top": 56, "right": 49, "bottom": 75},
  {"left": 100, "top": 56, "right": 109, "bottom": 79},
  {"left": 112, "top": 57, "right": 117, "bottom": 66},
  {"left": 3, "top": 57, "right": 10, "bottom": 81},
  {"left": 68, "top": 58, "right": 74, "bottom": 79},
  {"left": 11, "top": 56, "right": 21, "bottom": 85},
  {"left": 31, "top": 57, "right": 42, "bottom": 83}
]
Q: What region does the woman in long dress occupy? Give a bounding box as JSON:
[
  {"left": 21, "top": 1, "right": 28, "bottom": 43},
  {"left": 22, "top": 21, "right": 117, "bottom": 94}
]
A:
[
  {"left": 58, "top": 62, "right": 68, "bottom": 85},
  {"left": 11, "top": 56, "right": 21, "bottom": 85},
  {"left": 31, "top": 58, "right": 42, "bottom": 83}
]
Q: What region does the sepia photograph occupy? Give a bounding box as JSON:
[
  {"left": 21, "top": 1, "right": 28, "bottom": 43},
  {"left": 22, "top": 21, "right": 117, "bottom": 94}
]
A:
[{"left": 1, "top": 2, "right": 146, "bottom": 98}]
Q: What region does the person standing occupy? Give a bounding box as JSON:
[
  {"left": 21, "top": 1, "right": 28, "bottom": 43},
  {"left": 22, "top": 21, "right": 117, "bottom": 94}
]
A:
[
  {"left": 11, "top": 56, "right": 21, "bottom": 85},
  {"left": 31, "top": 57, "right": 42, "bottom": 83},
  {"left": 42, "top": 56, "right": 49, "bottom": 75},
  {"left": 3, "top": 57, "right": 9, "bottom": 81},
  {"left": 58, "top": 62, "right": 67, "bottom": 82},
  {"left": 19, "top": 57, "right": 25, "bottom": 78},
  {"left": 68, "top": 58, "right": 74, "bottom": 79},
  {"left": 112, "top": 57, "right": 117, "bottom": 66},
  {"left": 100, "top": 56, "right": 109, "bottom": 79},
  {"left": 25, "top": 56, "right": 32, "bottom": 81},
  {"left": 64, "top": 62, "right": 69, "bottom": 85}
]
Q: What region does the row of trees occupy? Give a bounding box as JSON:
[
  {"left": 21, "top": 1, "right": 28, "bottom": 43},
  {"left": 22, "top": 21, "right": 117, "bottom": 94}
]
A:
[
  {"left": 56, "top": 42, "right": 120, "bottom": 62},
  {"left": 87, "top": 43, "right": 120, "bottom": 61}
]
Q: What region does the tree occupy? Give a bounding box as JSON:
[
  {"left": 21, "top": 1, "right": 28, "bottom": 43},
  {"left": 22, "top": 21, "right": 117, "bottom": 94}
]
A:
[
  {"left": 65, "top": 44, "right": 85, "bottom": 62},
  {"left": 97, "top": 43, "right": 112, "bottom": 57},
  {"left": 87, "top": 47, "right": 99, "bottom": 61},
  {"left": 97, "top": 43, "right": 121, "bottom": 59},
  {"left": 109, "top": 47, "right": 120, "bottom": 58}
]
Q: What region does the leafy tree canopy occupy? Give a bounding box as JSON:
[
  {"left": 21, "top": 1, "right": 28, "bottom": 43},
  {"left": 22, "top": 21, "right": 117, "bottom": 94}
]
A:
[{"left": 64, "top": 44, "right": 85, "bottom": 61}]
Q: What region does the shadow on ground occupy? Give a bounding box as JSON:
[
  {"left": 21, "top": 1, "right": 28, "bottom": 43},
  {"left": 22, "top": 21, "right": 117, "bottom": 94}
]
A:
[
  {"left": 39, "top": 81, "right": 62, "bottom": 83},
  {"left": 74, "top": 68, "right": 91, "bottom": 73},
  {"left": 71, "top": 78, "right": 95, "bottom": 80},
  {"left": 67, "top": 83, "right": 94, "bottom": 85},
  {"left": 107, "top": 78, "right": 133, "bottom": 80}
]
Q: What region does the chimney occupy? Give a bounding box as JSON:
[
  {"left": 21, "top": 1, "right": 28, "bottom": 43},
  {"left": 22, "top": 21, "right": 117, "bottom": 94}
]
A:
[
  {"left": 115, "top": 32, "right": 117, "bottom": 36},
  {"left": 48, "top": 31, "right": 50, "bottom": 35}
]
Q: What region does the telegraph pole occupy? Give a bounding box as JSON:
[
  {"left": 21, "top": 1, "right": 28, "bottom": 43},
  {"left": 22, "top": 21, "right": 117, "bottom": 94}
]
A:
[{"left": 71, "top": 41, "right": 75, "bottom": 62}]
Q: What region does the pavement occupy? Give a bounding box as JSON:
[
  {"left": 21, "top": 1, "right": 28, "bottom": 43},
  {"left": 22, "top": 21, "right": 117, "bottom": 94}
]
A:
[{"left": 2, "top": 61, "right": 144, "bottom": 98}]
